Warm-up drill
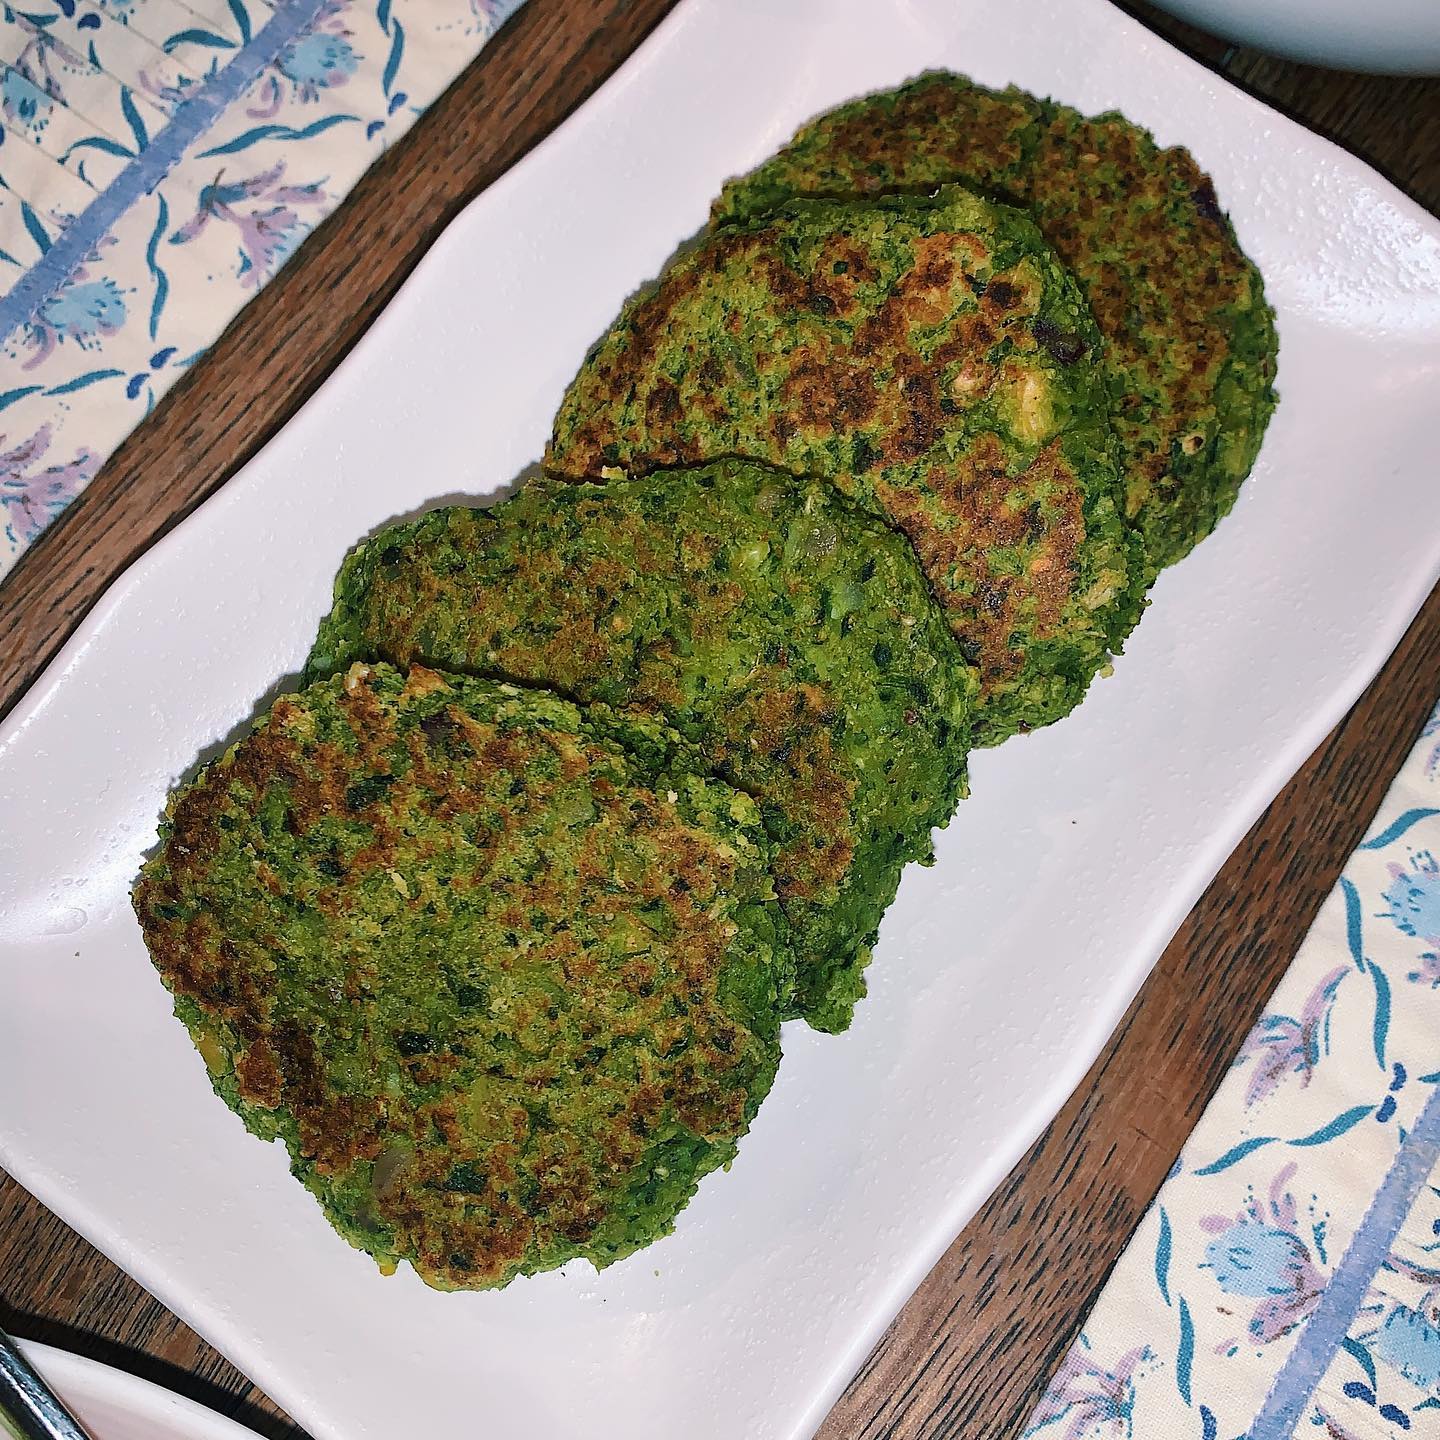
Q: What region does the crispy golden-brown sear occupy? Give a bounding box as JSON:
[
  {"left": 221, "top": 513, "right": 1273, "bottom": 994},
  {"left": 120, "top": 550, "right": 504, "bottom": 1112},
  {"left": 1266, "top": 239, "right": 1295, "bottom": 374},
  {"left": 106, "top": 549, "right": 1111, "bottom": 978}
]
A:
[
  {"left": 711, "top": 72, "right": 1279, "bottom": 575},
  {"left": 305, "top": 461, "right": 976, "bottom": 1032},
  {"left": 133, "top": 663, "right": 791, "bottom": 1289},
  {"left": 547, "top": 186, "right": 1145, "bottom": 745}
]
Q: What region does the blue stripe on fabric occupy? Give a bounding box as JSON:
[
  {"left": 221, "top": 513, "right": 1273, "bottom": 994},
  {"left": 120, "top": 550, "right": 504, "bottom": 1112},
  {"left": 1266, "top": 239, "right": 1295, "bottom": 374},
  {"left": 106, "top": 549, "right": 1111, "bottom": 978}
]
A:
[
  {"left": 0, "top": 0, "right": 326, "bottom": 348},
  {"left": 1248, "top": 1078, "right": 1440, "bottom": 1439}
]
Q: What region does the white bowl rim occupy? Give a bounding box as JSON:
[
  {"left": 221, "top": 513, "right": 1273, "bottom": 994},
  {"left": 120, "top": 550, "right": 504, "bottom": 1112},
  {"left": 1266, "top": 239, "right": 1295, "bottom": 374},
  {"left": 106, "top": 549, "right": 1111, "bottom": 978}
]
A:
[{"left": 15, "top": 1338, "right": 266, "bottom": 1440}]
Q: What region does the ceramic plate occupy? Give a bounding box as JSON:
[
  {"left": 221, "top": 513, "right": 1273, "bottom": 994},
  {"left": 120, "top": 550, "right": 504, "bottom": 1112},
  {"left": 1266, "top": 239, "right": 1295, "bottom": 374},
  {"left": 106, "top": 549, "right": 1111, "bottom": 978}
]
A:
[
  {"left": 15, "top": 1341, "right": 261, "bottom": 1440},
  {"left": 2, "top": 2, "right": 1439, "bottom": 1437}
]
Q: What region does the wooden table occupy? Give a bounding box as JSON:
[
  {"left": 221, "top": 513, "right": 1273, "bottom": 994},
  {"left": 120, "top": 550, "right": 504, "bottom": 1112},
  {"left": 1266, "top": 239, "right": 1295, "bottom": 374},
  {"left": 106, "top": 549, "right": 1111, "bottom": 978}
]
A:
[{"left": 2, "top": 4, "right": 1437, "bottom": 1436}]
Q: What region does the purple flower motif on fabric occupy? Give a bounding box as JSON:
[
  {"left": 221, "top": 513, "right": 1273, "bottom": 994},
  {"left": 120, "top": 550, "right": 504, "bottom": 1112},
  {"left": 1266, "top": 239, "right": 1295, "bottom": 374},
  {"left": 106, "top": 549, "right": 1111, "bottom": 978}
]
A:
[
  {"left": 39, "top": 279, "right": 128, "bottom": 343},
  {"left": 170, "top": 162, "right": 329, "bottom": 288},
  {"left": 467, "top": 0, "right": 518, "bottom": 30},
  {"left": 0, "top": 426, "right": 98, "bottom": 547},
  {"left": 1, "top": 67, "right": 53, "bottom": 135},
  {"left": 1199, "top": 1163, "right": 1326, "bottom": 1344},
  {"left": 1234, "top": 965, "right": 1347, "bottom": 1108},
  {"left": 137, "top": 67, "right": 194, "bottom": 110},
  {"left": 1354, "top": 1257, "right": 1440, "bottom": 1394},
  {"left": 1379, "top": 851, "right": 1440, "bottom": 950},
  {"left": 0, "top": 0, "right": 525, "bottom": 587},
  {"left": 1019, "top": 1338, "right": 1153, "bottom": 1439},
  {"left": 1368, "top": 1303, "right": 1440, "bottom": 1390},
  {"left": 247, "top": 0, "right": 359, "bottom": 114},
  {"left": 1310, "top": 1406, "right": 1369, "bottom": 1440},
  {"left": 280, "top": 33, "right": 359, "bottom": 98},
  {"left": 8, "top": 29, "right": 86, "bottom": 113},
  {"left": 1410, "top": 951, "right": 1440, "bottom": 989},
  {"left": 15, "top": 245, "right": 129, "bottom": 369}
]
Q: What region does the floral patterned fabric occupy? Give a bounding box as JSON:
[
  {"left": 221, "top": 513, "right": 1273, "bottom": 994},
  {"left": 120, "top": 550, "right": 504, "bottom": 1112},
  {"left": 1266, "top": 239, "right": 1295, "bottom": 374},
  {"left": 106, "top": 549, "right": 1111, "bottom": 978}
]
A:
[
  {"left": 0, "top": 0, "right": 526, "bottom": 576},
  {"left": 1023, "top": 700, "right": 1440, "bottom": 1440}
]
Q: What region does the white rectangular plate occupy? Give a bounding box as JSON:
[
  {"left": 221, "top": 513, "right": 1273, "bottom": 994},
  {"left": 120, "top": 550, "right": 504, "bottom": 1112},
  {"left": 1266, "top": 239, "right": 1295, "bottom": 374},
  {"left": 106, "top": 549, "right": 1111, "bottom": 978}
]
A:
[{"left": 3, "top": 2, "right": 1439, "bottom": 1437}]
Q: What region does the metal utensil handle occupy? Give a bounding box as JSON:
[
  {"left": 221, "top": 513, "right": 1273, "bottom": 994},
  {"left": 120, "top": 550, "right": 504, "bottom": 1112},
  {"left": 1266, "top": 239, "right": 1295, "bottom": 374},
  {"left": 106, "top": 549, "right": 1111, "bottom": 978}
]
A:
[{"left": 0, "top": 1333, "right": 94, "bottom": 1440}]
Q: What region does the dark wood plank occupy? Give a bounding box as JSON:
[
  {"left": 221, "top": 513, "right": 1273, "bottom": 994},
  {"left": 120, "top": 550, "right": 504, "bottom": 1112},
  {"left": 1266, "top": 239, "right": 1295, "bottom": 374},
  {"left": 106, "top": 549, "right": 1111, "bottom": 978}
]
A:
[{"left": 1, "top": 4, "right": 1437, "bottom": 1439}]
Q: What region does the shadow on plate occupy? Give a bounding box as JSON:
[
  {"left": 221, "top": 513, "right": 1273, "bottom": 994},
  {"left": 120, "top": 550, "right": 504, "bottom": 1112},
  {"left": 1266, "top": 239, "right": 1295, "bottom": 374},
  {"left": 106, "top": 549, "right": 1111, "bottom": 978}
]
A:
[{"left": 0, "top": 1302, "right": 309, "bottom": 1440}]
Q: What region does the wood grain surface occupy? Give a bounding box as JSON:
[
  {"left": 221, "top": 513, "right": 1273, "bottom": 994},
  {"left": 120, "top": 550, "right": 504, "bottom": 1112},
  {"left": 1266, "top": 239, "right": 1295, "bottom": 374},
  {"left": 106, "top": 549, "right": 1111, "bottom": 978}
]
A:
[{"left": 1, "top": 3, "right": 1437, "bottom": 1437}]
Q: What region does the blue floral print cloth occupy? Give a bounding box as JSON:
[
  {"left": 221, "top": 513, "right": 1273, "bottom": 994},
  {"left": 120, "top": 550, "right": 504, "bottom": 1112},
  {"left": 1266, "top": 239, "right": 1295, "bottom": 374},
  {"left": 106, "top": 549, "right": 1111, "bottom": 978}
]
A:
[
  {"left": 1023, "top": 698, "right": 1440, "bottom": 1440},
  {"left": 0, "top": 0, "right": 526, "bottom": 578}
]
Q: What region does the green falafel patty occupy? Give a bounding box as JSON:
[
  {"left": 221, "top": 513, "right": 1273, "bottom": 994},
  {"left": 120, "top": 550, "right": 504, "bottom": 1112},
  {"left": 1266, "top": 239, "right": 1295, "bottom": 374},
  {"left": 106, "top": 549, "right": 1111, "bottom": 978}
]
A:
[
  {"left": 712, "top": 72, "right": 1280, "bottom": 574},
  {"left": 132, "top": 662, "right": 790, "bottom": 1290},
  {"left": 305, "top": 461, "right": 976, "bottom": 1033},
  {"left": 546, "top": 187, "right": 1144, "bottom": 745}
]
